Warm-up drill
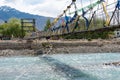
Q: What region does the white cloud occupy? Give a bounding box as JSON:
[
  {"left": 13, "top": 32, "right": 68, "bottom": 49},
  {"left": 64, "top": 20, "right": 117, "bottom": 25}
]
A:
[
  {"left": 0, "top": 0, "right": 116, "bottom": 17},
  {"left": 0, "top": 0, "right": 71, "bottom": 17}
]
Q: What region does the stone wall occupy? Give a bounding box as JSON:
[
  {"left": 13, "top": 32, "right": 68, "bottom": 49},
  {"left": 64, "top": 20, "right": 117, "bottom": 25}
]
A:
[
  {"left": 0, "top": 39, "right": 120, "bottom": 54},
  {"left": 0, "top": 42, "right": 42, "bottom": 50}
]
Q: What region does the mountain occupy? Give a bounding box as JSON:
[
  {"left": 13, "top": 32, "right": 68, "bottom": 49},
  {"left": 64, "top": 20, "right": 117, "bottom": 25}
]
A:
[
  {"left": 0, "top": 6, "right": 54, "bottom": 30},
  {"left": 0, "top": 19, "right": 4, "bottom": 24}
]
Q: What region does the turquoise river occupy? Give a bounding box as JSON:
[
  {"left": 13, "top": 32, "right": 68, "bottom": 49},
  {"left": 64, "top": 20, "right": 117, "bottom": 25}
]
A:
[{"left": 0, "top": 53, "right": 120, "bottom": 80}]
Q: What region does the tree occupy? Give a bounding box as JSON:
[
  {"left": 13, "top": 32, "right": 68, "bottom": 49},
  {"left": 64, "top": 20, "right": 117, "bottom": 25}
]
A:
[
  {"left": 0, "top": 18, "right": 25, "bottom": 38},
  {"left": 44, "top": 19, "right": 51, "bottom": 31}
]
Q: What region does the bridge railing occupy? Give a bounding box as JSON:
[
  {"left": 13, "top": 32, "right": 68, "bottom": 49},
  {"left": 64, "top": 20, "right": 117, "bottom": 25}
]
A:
[{"left": 38, "top": 1, "right": 120, "bottom": 38}]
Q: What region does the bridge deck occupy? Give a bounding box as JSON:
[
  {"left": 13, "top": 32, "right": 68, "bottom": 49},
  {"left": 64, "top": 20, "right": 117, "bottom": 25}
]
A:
[{"left": 26, "top": 25, "right": 120, "bottom": 40}]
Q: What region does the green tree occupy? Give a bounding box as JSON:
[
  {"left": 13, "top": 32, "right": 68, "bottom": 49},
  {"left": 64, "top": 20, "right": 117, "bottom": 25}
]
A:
[
  {"left": 44, "top": 19, "right": 51, "bottom": 31},
  {"left": 0, "top": 18, "right": 25, "bottom": 38}
]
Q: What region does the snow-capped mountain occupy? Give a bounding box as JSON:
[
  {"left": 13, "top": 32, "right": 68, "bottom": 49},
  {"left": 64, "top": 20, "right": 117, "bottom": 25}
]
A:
[{"left": 0, "top": 6, "right": 54, "bottom": 30}]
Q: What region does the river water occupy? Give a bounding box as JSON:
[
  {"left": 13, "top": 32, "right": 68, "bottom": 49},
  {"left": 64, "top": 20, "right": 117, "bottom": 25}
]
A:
[{"left": 0, "top": 53, "right": 120, "bottom": 80}]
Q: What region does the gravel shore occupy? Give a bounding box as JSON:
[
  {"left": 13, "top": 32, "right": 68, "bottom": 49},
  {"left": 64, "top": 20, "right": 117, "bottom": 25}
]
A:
[
  {"left": 0, "top": 38, "right": 120, "bottom": 56},
  {"left": 42, "top": 38, "right": 120, "bottom": 54},
  {"left": 0, "top": 49, "right": 35, "bottom": 57}
]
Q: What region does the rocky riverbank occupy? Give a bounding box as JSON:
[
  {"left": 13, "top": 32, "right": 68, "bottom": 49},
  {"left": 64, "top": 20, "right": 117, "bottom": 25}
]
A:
[
  {"left": 0, "top": 49, "right": 35, "bottom": 57},
  {"left": 41, "top": 38, "right": 120, "bottom": 54},
  {"left": 0, "top": 38, "right": 120, "bottom": 56}
]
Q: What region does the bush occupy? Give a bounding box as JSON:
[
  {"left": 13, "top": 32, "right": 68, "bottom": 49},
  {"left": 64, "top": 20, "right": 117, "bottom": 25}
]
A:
[
  {"left": 87, "top": 38, "right": 92, "bottom": 41},
  {"left": 63, "top": 31, "right": 114, "bottom": 39},
  {"left": 0, "top": 18, "right": 25, "bottom": 38}
]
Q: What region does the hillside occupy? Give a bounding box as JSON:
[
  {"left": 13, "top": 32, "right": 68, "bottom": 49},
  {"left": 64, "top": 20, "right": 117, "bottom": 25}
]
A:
[{"left": 0, "top": 6, "right": 54, "bottom": 30}]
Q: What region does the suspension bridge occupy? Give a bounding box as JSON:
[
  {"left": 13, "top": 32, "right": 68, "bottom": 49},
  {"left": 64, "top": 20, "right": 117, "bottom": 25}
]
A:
[{"left": 26, "top": 0, "right": 120, "bottom": 40}]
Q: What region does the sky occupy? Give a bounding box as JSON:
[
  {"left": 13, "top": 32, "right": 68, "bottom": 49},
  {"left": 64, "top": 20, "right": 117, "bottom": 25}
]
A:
[{"left": 0, "top": 0, "right": 117, "bottom": 17}]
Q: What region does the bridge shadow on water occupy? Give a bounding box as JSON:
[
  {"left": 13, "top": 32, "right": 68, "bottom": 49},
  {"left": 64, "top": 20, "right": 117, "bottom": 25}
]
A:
[{"left": 39, "top": 56, "right": 98, "bottom": 80}]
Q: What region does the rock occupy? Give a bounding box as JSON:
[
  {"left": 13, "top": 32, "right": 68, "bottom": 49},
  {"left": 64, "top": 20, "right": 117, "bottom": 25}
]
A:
[
  {"left": 103, "top": 62, "right": 120, "bottom": 66},
  {"left": 111, "top": 62, "right": 120, "bottom": 66},
  {"left": 0, "top": 49, "right": 35, "bottom": 57},
  {"left": 36, "top": 50, "right": 44, "bottom": 55}
]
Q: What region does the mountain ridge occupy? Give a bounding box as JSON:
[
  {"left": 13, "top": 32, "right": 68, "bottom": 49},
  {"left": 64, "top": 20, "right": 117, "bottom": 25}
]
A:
[{"left": 0, "top": 6, "right": 54, "bottom": 30}]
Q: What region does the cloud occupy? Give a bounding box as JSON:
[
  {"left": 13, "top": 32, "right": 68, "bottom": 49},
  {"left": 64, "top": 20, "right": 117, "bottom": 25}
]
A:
[
  {"left": 0, "top": 0, "right": 70, "bottom": 17},
  {"left": 0, "top": 0, "right": 116, "bottom": 17}
]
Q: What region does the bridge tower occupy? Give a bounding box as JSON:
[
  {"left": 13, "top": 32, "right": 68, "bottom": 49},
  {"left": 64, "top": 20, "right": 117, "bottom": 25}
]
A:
[{"left": 21, "top": 18, "right": 36, "bottom": 38}]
